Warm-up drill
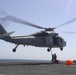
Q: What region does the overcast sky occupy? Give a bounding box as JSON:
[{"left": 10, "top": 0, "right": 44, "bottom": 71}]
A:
[{"left": 0, "top": 0, "right": 76, "bottom": 60}]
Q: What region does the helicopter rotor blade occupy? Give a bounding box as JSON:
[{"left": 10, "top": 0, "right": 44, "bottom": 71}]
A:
[
  {"left": 3, "top": 15, "right": 45, "bottom": 29},
  {"left": 62, "top": 31, "right": 76, "bottom": 34},
  {"left": 2, "top": 15, "right": 76, "bottom": 32},
  {"left": 54, "top": 18, "right": 76, "bottom": 29},
  {"left": 0, "top": 10, "right": 10, "bottom": 28}
]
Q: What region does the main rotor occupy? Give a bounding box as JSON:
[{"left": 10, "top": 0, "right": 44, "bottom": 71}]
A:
[{"left": 0, "top": 14, "right": 76, "bottom": 32}]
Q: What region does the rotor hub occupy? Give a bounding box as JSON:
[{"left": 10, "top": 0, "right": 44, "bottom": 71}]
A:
[{"left": 45, "top": 28, "right": 55, "bottom": 31}]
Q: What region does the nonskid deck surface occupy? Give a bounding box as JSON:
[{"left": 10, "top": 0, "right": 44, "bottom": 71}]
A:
[{"left": 0, "top": 62, "right": 76, "bottom": 75}]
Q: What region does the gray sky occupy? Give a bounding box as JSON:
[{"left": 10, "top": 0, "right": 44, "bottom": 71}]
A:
[{"left": 0, "top": 0, "right": 76, "bottom": 60}]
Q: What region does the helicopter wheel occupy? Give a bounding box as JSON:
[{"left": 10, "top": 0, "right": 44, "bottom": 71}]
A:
[
  {"left": 13, "top": 48, "right": 16, "bottom": 52},
  {"left": 60, "top": 47, "right": 63, "bottom": 51},
  {"left": 47, "top": 48, "right": 51, "bottom": 52},
  {"left": 12, "top": 44, "right": 19, "bottom": 52}
]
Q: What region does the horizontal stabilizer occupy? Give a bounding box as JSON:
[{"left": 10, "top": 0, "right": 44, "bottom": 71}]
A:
[{"left": 0, "top": 31, "right": 14, "bottom": 38}]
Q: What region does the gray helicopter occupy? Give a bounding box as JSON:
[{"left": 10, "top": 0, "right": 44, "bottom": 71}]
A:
[{"left": 0, "top": 15, "right": 76, "bottom": 52}]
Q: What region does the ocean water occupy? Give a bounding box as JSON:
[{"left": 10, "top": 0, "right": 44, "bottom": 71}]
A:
[{"left": 0, "top": 59, "right": 51, "bottom": 63}]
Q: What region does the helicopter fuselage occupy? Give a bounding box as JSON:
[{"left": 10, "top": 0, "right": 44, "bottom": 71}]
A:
[{"left": 2, "top": 34, "right": 66, "bottom": 50}]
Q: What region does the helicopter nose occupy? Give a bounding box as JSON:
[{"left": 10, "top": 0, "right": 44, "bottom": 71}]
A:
[{"left": 64, "top": 41, "right": 66, "bottom": 47}]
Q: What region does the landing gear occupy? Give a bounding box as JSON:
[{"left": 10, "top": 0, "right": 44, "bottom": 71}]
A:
[
  {"left": 47, "top": 48, "right": 51, "bottom": 52},
  {"left": 60, "top": 47, "right": 63, "bottom": 51},
  {"left": 12, "top": 45, "right": 19, "bottom": 52},
  {"left": 13, "top": 48, "right": 16, "bottom": 52}
]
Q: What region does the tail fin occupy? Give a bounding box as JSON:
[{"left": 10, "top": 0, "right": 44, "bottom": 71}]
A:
[
  {"left": 0, "top": 24, "right": 7, "bottom": 35},
  {"left": 0, "top": 24, "right": 12, "bottom": 40}
]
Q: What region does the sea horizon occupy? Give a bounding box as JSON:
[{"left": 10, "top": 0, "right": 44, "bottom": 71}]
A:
[{"left": 0, "top": 59, "right": 51, "bottom": 63}]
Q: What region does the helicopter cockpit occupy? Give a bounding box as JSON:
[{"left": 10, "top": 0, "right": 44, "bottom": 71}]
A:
[
  {"left": 59, "top": 37, "right": 66, "bottom": 47},
  {"left": 52, "top": 36, "right": 66, "bottom": 50}
]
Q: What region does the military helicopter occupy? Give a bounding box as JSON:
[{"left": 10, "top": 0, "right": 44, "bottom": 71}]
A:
[{"left": 0, "top": 14, "right": 76, "bottom": 52}]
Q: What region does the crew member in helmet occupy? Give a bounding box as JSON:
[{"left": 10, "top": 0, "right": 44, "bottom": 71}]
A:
[{"left": 51, "top": 53, "right": 57, "bottom": 63}]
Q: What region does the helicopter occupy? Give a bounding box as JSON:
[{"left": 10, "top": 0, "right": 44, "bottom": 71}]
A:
[{"left": 0, "top": 15, "right": 76, "bottom": 52}]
